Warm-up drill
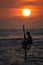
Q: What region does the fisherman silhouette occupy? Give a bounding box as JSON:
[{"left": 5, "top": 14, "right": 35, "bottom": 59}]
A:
[
  {"left": 22, "top": 25, "right": 33, "bottom": 60},
  {"left": 26, "top": 32, "right": 33, "bottom": 49},
  {"left": 22, "top": 31, "right": 33, "bottom": 50}
]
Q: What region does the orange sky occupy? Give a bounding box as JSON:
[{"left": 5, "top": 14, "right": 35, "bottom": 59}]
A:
[
  {"left": 0, "top": 0, "right": 43, "bottom": 29},
  {"left": 0, "top": 5, "right": 41, "bottom": 18}
]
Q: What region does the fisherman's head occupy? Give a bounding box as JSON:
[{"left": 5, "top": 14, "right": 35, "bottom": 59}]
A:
[{"left": 26, "top": 32, "right": 30, "bottom": 36}]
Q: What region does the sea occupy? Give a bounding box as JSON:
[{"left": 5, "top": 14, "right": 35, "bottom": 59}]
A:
[{"left": 0, "top": 29, "right": 43, "bottom": 65}]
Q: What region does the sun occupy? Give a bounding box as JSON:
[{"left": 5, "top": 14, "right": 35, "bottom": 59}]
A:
[{"left": 22, "top": 9, "right": 31, "bottom": 16}]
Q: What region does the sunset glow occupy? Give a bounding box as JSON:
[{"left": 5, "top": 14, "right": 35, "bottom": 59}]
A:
[
  {"left": 0, "top": 0, "right": 43, "bottom": 29},
  {"left": 22, "top": 9, "right": 31, "bottom": 16}
]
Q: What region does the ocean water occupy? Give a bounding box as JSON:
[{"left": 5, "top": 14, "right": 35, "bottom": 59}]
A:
[{"left": 0, "top": 29, "right": 43, "bottom": 65}]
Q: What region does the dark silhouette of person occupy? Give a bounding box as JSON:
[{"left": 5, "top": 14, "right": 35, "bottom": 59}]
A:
[
  {"left": 26, "top": 32, "right": 33, "bottom": 49},
  {"left": 22, "top": 31, "right": 33, "bottom": 50}
]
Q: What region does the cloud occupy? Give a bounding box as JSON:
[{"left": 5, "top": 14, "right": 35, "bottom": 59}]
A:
[
  {"left": 0, "top": 0, "right": 21, "bottom": 8},
  {"left": 0, "top": 0, "right": 42, "bottom": 8},
  {"left": 21, "top": 2, "right": 39, "bottom": 6}
]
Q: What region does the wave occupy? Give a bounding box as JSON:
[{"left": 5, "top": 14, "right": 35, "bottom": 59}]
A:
[{"left": 0, "top": 36, "right": 43, "bottom": 43}]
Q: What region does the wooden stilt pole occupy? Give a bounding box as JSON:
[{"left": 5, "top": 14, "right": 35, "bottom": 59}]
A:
[
  {"left": 22, "top": 25, "right": 27, "bottom": 60},
  {"left": 24, "top": 48, "right": 27, "bottom": 60}
]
